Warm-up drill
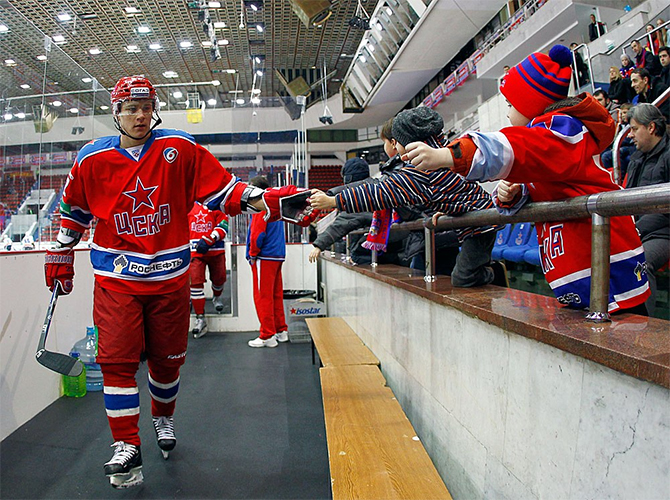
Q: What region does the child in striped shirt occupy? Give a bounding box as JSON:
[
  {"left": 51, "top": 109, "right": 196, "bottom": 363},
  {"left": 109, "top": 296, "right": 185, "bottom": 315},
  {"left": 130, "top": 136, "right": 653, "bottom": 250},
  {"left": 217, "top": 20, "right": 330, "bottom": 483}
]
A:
[{"left": 310, "top": 106, "right": 505, "bottom": 288}]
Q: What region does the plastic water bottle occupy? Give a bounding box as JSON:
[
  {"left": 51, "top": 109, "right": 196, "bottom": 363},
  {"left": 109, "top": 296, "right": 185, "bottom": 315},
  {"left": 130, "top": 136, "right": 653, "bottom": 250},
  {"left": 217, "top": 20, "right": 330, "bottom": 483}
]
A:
[
  {"left": 61, "top": 352, "right": 86, "bottom": 398},
  {"left": 71, "top": 326, "right": 103, "bottom": 392}
]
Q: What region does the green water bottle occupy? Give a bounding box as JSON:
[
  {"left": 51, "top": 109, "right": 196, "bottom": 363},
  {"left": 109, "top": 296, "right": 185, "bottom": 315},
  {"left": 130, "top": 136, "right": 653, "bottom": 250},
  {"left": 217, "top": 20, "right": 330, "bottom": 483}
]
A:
[{"left": 61, "top": 352, "right": 86, "bottom": 398}]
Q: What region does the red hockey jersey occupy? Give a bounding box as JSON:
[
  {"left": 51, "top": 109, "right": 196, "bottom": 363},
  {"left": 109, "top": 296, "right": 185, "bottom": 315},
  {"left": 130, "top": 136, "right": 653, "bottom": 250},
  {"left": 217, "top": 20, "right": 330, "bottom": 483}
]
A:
[
  {"left": 188, "top": 202, "right": 228, "bottom": 256},
  {"left": 465, "top": 95, "right": 649, "bottom": 312},
  {"left": 60, "top": 129, "right": 244, "bottom": 294}
]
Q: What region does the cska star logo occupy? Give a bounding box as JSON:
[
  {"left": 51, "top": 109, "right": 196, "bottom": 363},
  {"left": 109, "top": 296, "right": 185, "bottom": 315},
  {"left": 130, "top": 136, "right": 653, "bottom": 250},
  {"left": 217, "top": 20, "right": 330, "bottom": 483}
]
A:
[{"left": 123, "top": 177, "right": 158, "bottom": 213}]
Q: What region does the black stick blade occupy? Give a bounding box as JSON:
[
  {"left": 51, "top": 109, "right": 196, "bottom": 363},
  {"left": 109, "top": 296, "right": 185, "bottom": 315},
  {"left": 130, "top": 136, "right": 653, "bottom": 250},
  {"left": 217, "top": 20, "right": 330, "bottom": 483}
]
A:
[{"left": 36, "top": 349, "right": 84, "bottom": 377}]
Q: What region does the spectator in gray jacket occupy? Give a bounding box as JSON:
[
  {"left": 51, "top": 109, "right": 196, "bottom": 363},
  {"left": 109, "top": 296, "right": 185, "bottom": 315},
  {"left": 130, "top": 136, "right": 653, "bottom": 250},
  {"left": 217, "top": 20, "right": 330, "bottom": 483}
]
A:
[{"left": 625, "top": 104, "right": 669, "bottom": 315}]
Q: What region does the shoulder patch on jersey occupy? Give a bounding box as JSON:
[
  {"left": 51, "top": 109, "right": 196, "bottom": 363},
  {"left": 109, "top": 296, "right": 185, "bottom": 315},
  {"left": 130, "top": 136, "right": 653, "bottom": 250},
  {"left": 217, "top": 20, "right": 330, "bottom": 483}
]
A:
[
  {"left": 163, "top": 147, "right": 178, "bottom": 163},
  {"left": 154, "top": 128, "right": 196, "bottom": 145}
]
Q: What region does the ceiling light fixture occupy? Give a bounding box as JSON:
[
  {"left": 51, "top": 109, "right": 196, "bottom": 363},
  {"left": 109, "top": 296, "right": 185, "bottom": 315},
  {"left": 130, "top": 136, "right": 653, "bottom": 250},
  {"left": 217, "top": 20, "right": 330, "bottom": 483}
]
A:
[
  {"left": 173, "top": 91, "right": 183, "bottom": 99},
  {"left": 57, "top": 13, "right": 72, "bottom": 21},
  {"left": 163, "top": 71, "right": 178, "bottom": 78},
  {"left": 125, "top": 45, "right": 140, "bottom": 53},
  {"left": 207, "top": 98, "right": 217, "bottom": 106},
  {"left": 208, "top": 1, "right": 221, "bottom": 7},
  {"left": 20, "top": 84, "right": 30, "bottom": 89},
  {"left": 236, "top": 98, "right": 245, "bottom": 105},
  {"left": 211, "top": 79, "right": 221, "bottom": 86},
  {"left": 201, "top": 41, "right": 212, "bottom": 47},
  {"left": 15, "top": 112, "right": 26, "bottom": 119},
  {"left": 82, "top": 77, "right": 92, "bottom": 83},
  {"left": 0, "top": 24, "right": 9, "bottom": 33},
  {"left": 137, "top": 26, "right": 151, "bottom": 34},
  {"left": 124, "top": 6, "right": 140, "bottom": 14},
  {"left": 3, "top": 113, "right": 12, "bottom": 120},
  {"left": 217, "top": 39, "right": 229, "bottom": 45},
  {"left": 255, "top": 23, "right": 264, "bottom": 32},
  {"left": 4, "top": 59, "right": 16, "bottom": 66},
  {"left": 52, "top": 101, "right": 62, "bottom": 107},
  {"left": 52, "top": 34, "right": 65, "bottom": 43},
  {"left": 36, "top": 55, "right": 47, "bottom": 61},
  {"left": 179, "top": 40, "right": 193, "bottom": 48},
  {"left": 100, "top": 105, "right": 109, "bottom": 110},
  {"left": 69, "top": 108, "right": 79, "bottom": 114},
  {"left": 149, "top": 43, "right": 162, "bottom": 50},
  {"left": 213, "top": 21, "right": 226, "bottom": 28},
  {"left": 89, "top": 48, "right": 101, "bottom": 55},
  {"left": 226, "top": 69, "right": 236, "bottom": 74}
]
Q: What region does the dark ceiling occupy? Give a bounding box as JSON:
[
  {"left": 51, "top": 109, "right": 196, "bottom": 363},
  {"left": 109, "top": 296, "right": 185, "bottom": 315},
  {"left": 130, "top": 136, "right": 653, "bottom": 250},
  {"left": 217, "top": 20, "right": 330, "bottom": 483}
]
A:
[{"left": 0, "top": 0, "right": 371, "bottom": 116}]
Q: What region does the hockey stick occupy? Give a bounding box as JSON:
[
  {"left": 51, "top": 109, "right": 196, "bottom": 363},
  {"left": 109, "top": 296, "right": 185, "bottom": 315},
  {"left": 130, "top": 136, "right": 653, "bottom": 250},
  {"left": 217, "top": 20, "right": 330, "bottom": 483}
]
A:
[{"left": 35, "top": 284, "right": 83, "bottom": 377}]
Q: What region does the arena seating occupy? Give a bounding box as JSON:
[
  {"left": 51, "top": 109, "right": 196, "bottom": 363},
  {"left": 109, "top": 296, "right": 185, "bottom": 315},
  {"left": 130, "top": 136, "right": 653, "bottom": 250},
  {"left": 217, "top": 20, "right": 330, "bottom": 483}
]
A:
[
  {"left": 0, "top": 171, "right": 35, "bottom": 213},
  {"left": 306, "top": 317, "right": 452, "bottom": 500},
  {"left": 308, "top": 165, "right": 342, "bottom": 192}
]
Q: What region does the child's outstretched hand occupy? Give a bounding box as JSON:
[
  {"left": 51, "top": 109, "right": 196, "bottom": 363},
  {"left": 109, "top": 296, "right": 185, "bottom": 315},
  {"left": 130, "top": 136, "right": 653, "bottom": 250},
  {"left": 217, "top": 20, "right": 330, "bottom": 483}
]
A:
[
  {"left": 310, "top": 189, "right": 337, "bottom": 210},
  {"left": 495, "top": 181, "right": 522, "bottom": 204},
  {"left": 401, "top": 142, "right": 452, "bottom": 171}
]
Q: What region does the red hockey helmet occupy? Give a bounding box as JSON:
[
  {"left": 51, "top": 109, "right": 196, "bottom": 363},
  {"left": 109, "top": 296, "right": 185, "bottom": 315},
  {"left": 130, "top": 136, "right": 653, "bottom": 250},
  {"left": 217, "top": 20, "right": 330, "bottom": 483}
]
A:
[{"left": 110, "top": 76, "right": 159, "bottom": 115}]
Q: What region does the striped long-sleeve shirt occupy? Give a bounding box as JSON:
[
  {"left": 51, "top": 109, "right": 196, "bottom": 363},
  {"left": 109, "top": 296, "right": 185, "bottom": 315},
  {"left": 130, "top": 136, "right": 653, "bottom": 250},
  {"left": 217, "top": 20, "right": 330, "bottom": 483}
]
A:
[{"left": 335, "top": 165, "right": 498, "bottom": 242}]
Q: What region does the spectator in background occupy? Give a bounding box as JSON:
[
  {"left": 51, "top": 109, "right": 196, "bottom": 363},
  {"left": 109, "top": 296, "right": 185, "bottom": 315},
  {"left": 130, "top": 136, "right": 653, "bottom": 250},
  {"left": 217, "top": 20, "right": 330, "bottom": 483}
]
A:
[
  {"left": 608, "top": 66, "right": 632, "bottom": 104},
  {"left": 588, "top": 13, "right": 606, "bottom": 41},
  {"left": 594, "top": 89, "right": 620, "bottom": 120},
  {"left": 620, "top": 53, "right": 636, "bottom": 79},
  {"left": 570, "top": 43, "right": 590, "bottom": 87},
  {"left": 625, "top": 104, "right": 669, "bottom": 316},
  {"left": 656, "top": 18, "right": 668, "bottom": 47},
  {"left": 631, "top": 39, "right": 661, "bottom": 76},
  {"left": 308, "top": 158, "right": 377, "bottom": 265},
  {"left": 601, "top": 103, "right": 636, "bottom": 177},
  {"left": 503, "top": 65, "right": 510, "bottom": 74},
  {"left": 630, "top": 68, "right": 670, "bottom": 119},
  {"left": 645, "top": 24, "right": 661, "bottom": 54},
  {"left": 657, "top": 46, "right": 670, "bottom": 87}
]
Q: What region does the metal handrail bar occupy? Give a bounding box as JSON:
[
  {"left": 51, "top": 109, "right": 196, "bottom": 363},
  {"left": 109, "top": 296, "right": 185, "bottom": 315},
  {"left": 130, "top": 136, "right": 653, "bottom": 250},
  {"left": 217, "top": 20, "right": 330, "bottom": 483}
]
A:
[
  {"left": 635, "top": 19, "right": 670, "bottom": 55},
  {"left": 612, "top": 86, "right": 670, "bottom": 184},
  {"left": 572, "top": 43, "right": 596, "bottom": 94},
  {"left": 353, "top": 184, "right": 668, "bottom": 321},
  {"left": 605, "top": 19, "right": 670, "bottom": 56}
]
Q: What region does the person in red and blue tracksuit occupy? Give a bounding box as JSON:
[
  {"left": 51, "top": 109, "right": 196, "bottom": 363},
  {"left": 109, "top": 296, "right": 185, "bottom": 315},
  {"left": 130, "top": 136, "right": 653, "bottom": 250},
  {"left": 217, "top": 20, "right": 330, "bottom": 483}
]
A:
[{"left": 246, "top": 176, "right": 289, "bottom": 348}]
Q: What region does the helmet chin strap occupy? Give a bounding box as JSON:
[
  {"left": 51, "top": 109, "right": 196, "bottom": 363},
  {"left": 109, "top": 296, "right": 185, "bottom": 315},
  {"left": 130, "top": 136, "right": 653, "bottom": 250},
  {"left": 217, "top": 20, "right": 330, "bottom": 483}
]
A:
[{"left": 114, "top": 112, "right": 163, "bottom": 142}]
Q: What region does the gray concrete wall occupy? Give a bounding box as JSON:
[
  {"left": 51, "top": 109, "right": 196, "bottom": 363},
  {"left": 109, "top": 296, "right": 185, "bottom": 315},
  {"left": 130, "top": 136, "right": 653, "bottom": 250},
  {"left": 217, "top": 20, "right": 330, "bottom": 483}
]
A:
[{"left": 322, "top": 260, "right": 670, "bottom": 500}]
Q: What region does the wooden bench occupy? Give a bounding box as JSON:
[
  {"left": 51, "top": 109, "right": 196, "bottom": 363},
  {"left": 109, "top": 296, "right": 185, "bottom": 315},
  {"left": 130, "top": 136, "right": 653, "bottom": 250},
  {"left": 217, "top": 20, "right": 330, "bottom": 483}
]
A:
[
  {"left": 307, "top": 318, "right": 452, "bottom": 500},
  {"left": 306, "top": 317, "right": 379, "bottom": 367}
]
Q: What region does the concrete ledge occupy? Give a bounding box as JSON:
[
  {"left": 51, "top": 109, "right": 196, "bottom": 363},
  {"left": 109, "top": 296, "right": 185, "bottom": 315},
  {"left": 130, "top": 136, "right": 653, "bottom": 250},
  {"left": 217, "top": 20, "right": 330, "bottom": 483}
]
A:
[{"left": 322, "top": 254, "right": 670, "bottom": 389}]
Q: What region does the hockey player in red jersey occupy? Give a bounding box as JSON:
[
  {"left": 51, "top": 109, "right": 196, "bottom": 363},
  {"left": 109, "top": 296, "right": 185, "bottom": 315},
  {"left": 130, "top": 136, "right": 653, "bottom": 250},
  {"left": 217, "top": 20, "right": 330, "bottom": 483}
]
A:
[
  {"left": 402, "top": 45, "right": 650, "bottom": 315},
  {"left": 188, "top": 202, "right": 229, "bottom": 338},
  {"left": 42, "top": 76, "right": 313, "bottom": 489}
]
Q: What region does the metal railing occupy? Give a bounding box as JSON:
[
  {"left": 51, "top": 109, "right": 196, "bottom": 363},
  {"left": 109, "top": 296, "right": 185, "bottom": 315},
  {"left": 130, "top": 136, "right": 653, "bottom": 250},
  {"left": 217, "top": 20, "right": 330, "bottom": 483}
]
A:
[{"left": 344, "top": 184, "right": 669, "bottom": 322}]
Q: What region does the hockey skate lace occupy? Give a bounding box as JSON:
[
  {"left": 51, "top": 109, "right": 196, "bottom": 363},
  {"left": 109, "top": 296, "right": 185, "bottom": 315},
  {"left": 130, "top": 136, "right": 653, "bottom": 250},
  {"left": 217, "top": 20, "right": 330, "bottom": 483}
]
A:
[
  {"left": 153, "top": 416, "right": 175, "bottom": 440},
  {"left": 107, "top": 442, "right": 137, "bottom": 465}
]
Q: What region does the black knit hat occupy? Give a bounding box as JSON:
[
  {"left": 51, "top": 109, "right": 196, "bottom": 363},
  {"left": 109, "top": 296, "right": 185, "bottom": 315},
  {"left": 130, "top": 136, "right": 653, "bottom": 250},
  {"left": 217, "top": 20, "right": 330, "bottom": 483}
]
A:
[
  {"left": 341, "top": 157, "right": 370, "bottom": 184},
  {"left": 392, "top": 106, "right": 444, "bottom": 147}
]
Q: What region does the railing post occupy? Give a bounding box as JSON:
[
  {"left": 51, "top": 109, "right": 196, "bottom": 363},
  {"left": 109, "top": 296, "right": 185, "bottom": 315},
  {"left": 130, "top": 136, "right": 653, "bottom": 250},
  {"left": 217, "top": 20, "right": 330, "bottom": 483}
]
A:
[
  {"left": 586, "top": 213, "right": 612, "bottom": 322},
  {"left": 371, "top": 249, "right": 378, "bottom": 268},
  {"left": 345, "top": 234, "right": 351, "bottom": 262},
  {"left": 424, "top": 226, "right": 436, "bottom": 282}
]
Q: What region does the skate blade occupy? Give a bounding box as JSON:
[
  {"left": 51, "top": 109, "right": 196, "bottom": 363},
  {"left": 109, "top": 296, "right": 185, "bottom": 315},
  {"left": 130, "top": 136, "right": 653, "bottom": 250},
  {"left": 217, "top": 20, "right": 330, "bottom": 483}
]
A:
[
  {"left": 192, "top": 328, "right": 208, "bottom": 339},
  {"left": 109, "top": 467, "right": 144, "bottom": 489},
  {"left": 161, "top": 449, "right": 169, "bottom": 460}
]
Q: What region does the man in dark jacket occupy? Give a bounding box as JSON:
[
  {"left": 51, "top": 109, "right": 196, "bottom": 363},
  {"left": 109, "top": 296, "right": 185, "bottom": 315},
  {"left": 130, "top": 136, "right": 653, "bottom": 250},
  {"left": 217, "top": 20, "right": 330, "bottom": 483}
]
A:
[
  {"left": 588, "top": 14, "right": 606, "bottom": 41},
  {"left": 308, "top": 157, "right": 408, "bottom": 265},
  {"left": 631, "top": 68, "right": 670, "bottom": 120},
  {"left": 631, "top": 39, "right": 661, "bottom": 77},
  {"left": 625, "top": 104, "right": 669, "bottom": 315},
  {"left": 657, "top": 46, "right": 670, "bottom": 87}
]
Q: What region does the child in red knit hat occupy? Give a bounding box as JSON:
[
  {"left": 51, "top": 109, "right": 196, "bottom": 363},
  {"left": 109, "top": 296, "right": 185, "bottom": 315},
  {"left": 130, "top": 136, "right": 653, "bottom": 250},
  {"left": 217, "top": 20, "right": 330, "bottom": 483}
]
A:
[{"left": 403, "top": 45, "right": 650, "bottom": 314}]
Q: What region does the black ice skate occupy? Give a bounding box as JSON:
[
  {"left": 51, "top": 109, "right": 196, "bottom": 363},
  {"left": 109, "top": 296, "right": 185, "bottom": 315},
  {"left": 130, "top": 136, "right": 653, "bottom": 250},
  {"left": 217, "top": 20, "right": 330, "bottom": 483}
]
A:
[
  {"left": 153, "top": 416, "right": 176, "bottom": 459},
  {"left": 192, "top": 314, "right": 208, "bottom": 339},
  {"left": 103, "top": 441, "right": 143, "bottom": 489}
]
